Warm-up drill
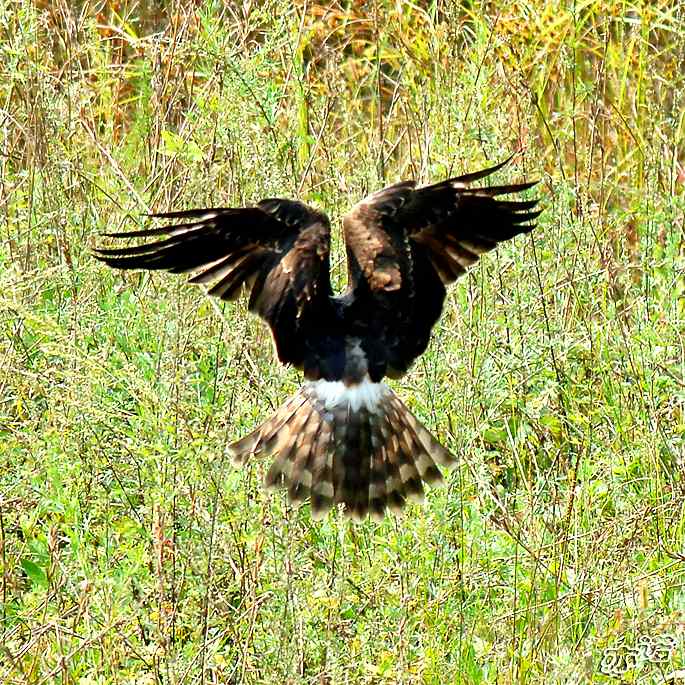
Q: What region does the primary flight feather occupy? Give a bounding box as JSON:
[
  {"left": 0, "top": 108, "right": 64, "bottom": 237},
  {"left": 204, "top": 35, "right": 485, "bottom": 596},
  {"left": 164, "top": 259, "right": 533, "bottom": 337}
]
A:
[{"left": 94, "top": 156, "right": 540, "bottom": 520}]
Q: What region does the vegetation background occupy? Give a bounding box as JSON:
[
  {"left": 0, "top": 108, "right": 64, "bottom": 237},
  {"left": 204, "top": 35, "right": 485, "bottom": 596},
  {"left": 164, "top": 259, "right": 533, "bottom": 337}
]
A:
[{"left": 1, "top": 0, "right": 684, "bottom": 683}]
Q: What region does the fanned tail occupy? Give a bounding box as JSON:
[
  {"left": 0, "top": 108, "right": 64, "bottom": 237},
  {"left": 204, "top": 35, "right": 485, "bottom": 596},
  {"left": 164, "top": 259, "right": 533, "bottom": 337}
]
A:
[{"left": 227, "top": 380, "right": 456, "bottom": 520}]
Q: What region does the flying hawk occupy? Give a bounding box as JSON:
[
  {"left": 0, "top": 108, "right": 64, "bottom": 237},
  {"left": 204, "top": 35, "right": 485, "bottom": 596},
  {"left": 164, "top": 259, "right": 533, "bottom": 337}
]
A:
[{"left": 94, "top": 156, "right": 540, "bottom": 520}]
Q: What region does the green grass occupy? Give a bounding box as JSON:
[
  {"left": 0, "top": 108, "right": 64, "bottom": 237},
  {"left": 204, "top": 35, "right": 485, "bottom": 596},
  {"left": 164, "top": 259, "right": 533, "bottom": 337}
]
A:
[{"left": 1, "top": 1, "right": 685, "bottom": 683}]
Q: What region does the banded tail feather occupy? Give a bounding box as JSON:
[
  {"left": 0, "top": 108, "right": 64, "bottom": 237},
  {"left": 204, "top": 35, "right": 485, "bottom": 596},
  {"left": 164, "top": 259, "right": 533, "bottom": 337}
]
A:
[{"left": 227, "top": 379, "right": 456, "bottom": 520}]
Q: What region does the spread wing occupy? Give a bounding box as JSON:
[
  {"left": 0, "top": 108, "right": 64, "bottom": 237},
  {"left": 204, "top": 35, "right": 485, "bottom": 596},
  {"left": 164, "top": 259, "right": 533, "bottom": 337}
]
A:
[
  {"left": 342, "top": 156, "right": 541, "bottom": 378},
  {"left": 94, "top": 199, "right": 332, "bottom": 370}
]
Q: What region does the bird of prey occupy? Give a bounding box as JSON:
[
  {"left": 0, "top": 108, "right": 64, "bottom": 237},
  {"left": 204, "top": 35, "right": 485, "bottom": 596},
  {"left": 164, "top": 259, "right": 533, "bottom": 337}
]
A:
[{"left": 94, "top": 156, "right": 540, "bottom": 520}]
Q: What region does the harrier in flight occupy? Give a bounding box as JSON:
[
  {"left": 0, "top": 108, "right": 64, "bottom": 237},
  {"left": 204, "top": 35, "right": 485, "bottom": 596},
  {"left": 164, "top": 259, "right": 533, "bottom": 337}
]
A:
[{"left": 95, "top": 156, "right": 540, "bottom": 520}]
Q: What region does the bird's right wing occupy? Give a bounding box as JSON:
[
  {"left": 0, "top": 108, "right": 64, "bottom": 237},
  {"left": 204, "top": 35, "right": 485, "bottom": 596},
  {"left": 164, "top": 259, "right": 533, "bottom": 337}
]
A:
[
  {"left": 94, "top": 199, "right": 332, "bottom": 371},
  {"left": 406, "top": 158, "right": 540, "bottom": 283},
  {"left": 343, "top": 157, "right": 540, "bottom": 377}
]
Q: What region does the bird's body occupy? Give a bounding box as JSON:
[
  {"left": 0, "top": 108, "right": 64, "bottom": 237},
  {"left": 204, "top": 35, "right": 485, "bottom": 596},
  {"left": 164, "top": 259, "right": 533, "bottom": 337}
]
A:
[{"left": 95, "top": 156, "right": 540, "bottom": 519}]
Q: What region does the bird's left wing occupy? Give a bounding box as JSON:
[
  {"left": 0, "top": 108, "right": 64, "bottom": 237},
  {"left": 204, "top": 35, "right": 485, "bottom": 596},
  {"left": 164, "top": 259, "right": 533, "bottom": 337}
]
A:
[{"left": 94, "top": 199, "right": 332, "bottom": 370}]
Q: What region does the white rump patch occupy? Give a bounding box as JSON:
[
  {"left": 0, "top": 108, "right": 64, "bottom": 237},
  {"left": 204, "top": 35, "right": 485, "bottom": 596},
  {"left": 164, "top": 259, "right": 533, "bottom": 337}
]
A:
[{"left": 310, "top": 378, "right": 389, "bottom": 412}]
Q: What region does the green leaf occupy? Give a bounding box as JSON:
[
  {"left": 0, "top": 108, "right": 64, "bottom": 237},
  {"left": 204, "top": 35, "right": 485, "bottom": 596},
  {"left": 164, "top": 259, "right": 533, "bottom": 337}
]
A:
[
  {"left": 482, "top": 425, "right": 508, "bottom": 444},
  {"left": 21, "top": 559, "right": 47, "bottom": 588},
  {"left": 539, "top": 413, "right": 563, "bottom": 437},
  {"left": 160, "top": 130, "right": 203, "bottom": 162}
]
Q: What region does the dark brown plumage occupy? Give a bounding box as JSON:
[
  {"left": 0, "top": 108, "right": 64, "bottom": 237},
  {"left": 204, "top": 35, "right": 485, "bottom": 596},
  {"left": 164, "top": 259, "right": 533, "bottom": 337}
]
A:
[{"left": 94, "top": 156, "right": 540, "bottom": 520}]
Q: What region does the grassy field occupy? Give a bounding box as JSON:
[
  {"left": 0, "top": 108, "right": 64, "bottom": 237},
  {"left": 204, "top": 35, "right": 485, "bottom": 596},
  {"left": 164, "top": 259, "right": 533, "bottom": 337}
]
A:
[{"left": 1, "top": 1, "right": 684, "bottom": 683}]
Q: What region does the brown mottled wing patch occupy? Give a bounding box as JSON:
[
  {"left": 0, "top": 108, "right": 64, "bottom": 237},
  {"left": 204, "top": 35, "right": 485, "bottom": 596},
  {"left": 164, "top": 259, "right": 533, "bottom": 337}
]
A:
[
  {"left": 93, "top": 199, "right": 333, "bottom": 370},
  {"left": 342, "top": 181, "right": 416, "bottom": 292},
  {"left": 253, "top": 221, "right": 331, "bottom": 320}
]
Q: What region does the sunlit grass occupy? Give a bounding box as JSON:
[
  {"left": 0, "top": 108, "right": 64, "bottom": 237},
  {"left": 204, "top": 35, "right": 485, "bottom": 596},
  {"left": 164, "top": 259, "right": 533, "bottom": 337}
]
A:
[{"left": 1, "top": 1, "right": 684, "bottom": 683}]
